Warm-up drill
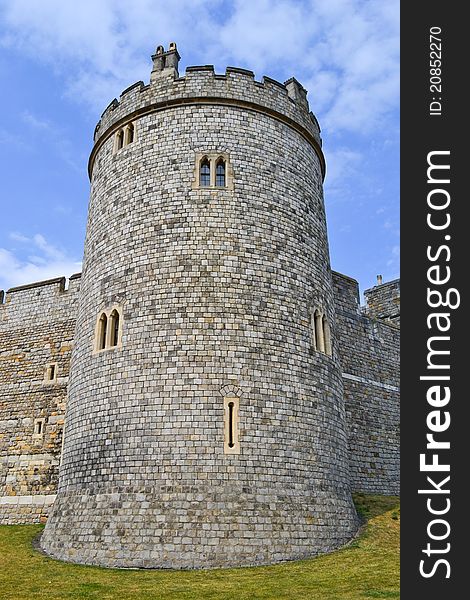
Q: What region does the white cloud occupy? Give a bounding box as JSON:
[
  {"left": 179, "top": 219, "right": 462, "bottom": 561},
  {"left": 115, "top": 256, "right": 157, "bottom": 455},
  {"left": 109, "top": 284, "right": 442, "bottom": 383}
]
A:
[
  {"left": 217, "top": 0, "right": 318, "bottom": 72},
  {"left": 0, "top": 233, "right": 81, "bottom": 291},
  {"left": 32, "top": 234, "right": 66, "bottom": 261},
  {"left": 0, "top": 0, "right": 215, "bottom": 110},
  {"left": 21, "top": 110, "right": 51, "bottom": 130},
  {"left": 0, "top": 0, "right": 399, "bottom": 134},
  {"left": 386, "top": 244, "right": 400, "bottom": 275},
  {"left": 324, "top": 147, "right": 362, "bottom": 193},
  {"left": 9, "top": 232, "right": 30, "bottom": 243},
  {"left": 20, "top": 109, "right": 84, "bottom": 173},
  {"left": 0, "top": 128, "right": 29, "bottom": 151},
  {"left": 302, "top": 70, "right": 340, "bottom": 113}
]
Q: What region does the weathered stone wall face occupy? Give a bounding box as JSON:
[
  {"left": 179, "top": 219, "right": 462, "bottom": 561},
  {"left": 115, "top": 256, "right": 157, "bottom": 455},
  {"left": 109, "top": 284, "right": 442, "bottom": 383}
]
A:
[
  {"left": 40, "top": 61, "right": 359, "bottom": 569},
  {"left": 0, "top": 276, "right": 80, "bottom": 523},
  {"left": 333, "top": 272, "right": 400, "bottom": 495},
  {"left": 364, "top": 279, "right": 400, "bottom": 326}
]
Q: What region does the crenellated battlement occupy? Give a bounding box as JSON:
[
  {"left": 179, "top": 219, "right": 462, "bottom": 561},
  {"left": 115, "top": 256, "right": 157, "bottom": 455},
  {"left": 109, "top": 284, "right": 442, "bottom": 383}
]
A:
[
  {"left": 0, "top": 274, "right": 81, "bottom": 324},
  {"left": 332, "top": 271, "right": 400, "bottom": 331},
  {"left": 90, "top": 43, "right": 322, "bottom": 179}
]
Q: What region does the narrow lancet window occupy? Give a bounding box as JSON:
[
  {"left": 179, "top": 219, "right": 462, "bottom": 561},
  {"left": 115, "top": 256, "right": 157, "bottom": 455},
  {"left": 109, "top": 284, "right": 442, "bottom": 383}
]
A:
[
  {"left": 200, "top": 158, "right": 210, "bottom": 187},
  {"left": 323, "top": 316, "right": 332, "bottom": 356},
  {"left": 193, "top": 152, "right": 232, "bottom": 190},
  {"left": 215, "top": 158, "right": 226, "bottom": 187},
  {"left": 116, "top": 130, "right": 124, "bottom": 150},
  {"left": 33, "top": 418, "right": 45, "bottom": 438},
  {"left": 314, "top": 310, "right": 325, "bottom": 353},
  {"left": 126, "top": 122, "right": 134, "bottom": 145},
  {"left": 224, "top": 396, "right": 240, "bottom": 454},
  {"left": 44, "top": 362, "right": 58, "bottom": 382},
  {"left": 98, "top": 313, "right": 107, "bottom": 350},
  {"left": 228, "top": 402, "right": 234, "bottom": 448},
  {"left": 311, "top": 312, "right": 317, "bottom": 350},
  {"left": 109, "top": 310, "right": 120, "bottom": 347},
  {"left": 95, "top": 306, "right": 123, "bottom": 353}
]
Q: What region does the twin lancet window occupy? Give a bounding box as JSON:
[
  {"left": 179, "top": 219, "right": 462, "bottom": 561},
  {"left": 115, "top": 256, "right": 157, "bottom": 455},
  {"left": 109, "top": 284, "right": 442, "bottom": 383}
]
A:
[
  {"left": 200, "top": 157, "right": 225, "bottom": 187},
  {"left": 94, "top": 307, "right": 123, "bottom": 352},
  {"left": 114, "top": 122, "right": 135, "bottom": 152},
  {"left": 194, "top": 153, "right": 233, "bottom": 189},
  {"left": 312, "top": 310, "right": 332, "bottom": 356}
]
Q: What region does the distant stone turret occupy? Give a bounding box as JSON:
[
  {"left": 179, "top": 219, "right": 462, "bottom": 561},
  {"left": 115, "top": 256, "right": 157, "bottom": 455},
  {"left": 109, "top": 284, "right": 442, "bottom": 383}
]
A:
[{"left": 364, "top": 278, "right": 400, "bottom": 326}]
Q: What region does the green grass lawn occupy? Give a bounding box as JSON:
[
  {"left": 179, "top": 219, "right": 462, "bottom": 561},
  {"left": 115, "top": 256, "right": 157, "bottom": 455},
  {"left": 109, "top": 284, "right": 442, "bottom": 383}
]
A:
[{"left": 0, "top": 494, "right": 399, "bottom": 600}]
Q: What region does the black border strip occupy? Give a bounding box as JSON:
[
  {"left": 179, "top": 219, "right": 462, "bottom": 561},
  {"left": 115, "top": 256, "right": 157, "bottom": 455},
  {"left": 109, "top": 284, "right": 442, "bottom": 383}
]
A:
[{"left": 401, "top": 3, "right": 466, "bottom": 597}]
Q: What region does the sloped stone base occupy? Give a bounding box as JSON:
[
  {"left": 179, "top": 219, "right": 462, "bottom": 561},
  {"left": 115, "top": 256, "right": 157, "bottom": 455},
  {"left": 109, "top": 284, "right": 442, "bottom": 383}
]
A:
[{"left": 41, "top": 485, "right": 359, "bottom": 569}]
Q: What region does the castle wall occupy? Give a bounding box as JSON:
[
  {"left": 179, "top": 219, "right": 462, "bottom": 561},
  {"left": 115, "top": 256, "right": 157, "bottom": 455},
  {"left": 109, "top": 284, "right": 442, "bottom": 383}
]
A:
[
  {"left": 333, "top": 272, "right": 400, "bottom": 495},
  {"left": 364, "top": 279, "right": 400, "bottom": 326},
  {"left": 0, "top": 275, "right": 80, "bottom": 523}
]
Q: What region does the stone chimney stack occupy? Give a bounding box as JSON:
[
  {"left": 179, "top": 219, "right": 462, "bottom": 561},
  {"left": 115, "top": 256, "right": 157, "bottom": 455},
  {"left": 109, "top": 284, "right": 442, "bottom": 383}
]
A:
[
  {"left": 150, "top": 42, "right": 180, "bottom": 81},
  {"left": 284, "top": 77, "right": 309, "bottom": 110}
]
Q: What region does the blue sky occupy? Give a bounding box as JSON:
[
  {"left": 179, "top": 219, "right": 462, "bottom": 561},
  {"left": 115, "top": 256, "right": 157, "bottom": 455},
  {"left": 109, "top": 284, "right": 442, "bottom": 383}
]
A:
[{"left": 0, "top": 0, "right": 399, "bottom": 299}]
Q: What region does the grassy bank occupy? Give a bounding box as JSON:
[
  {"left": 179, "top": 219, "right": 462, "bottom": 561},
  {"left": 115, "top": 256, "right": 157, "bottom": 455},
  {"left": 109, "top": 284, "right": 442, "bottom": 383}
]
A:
[{"left": 0, "top": 494, "right": 399, "bottom": 600}]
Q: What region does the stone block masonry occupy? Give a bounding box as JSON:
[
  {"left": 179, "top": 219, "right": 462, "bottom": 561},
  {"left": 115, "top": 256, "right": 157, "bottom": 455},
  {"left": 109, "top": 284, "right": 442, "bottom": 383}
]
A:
[
  {"left": 0, "top": 270, "right": 400, "bottom": 528},
  {"left": 364, "top": 278, "right": 400, "bottom": 326},
  {"left": 0, "top": 275, "right": 80, "bottom": 523},
  {"left": 333, "top": 272, "right": 400, "bottom": 495}
]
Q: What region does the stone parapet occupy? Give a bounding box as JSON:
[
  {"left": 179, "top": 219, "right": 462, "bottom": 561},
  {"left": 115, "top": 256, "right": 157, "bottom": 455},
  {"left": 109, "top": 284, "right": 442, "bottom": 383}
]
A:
[{"left": 90, "top": 60, "right": 323, "bottom": 180}]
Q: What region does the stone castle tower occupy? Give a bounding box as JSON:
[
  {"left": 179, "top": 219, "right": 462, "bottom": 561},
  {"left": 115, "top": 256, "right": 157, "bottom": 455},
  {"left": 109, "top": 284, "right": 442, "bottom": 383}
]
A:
[
  {"left": 39, "top": 43, "right": 360, "bottom": 568},
  {"left": 1, "top": 43, "right": 399, "bottom": 568}
]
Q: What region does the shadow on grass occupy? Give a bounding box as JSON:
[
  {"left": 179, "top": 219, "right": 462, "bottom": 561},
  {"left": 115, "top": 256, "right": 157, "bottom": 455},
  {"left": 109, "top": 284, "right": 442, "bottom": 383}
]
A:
[{"left": 353, "top": 493, "right": 400, "bottom": 521}]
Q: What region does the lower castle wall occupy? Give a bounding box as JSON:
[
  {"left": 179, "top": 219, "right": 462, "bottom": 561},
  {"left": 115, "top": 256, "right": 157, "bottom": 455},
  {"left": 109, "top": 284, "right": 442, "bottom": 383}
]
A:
[
  {"left": 0, "top": 276, "right": 80, "bottom": 523},
  {"left": 0, "top": 494, "right": 56, "bottom": 524},
  {"left": 1, "top": 270, "right": 399, "bottom": 526},
  {"left": 333, "top": 272, "right": 400, "bottom": 495}
]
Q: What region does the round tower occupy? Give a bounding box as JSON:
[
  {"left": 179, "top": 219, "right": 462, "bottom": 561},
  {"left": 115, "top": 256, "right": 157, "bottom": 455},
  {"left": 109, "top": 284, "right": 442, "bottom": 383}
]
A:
[{"left": 41, "top": 43, "right": 359, "bottom": 568}]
